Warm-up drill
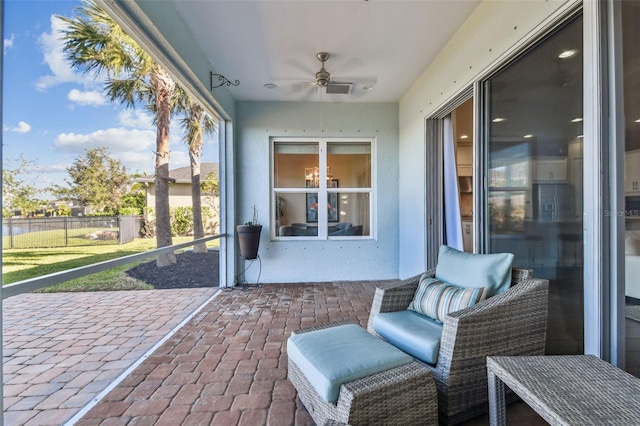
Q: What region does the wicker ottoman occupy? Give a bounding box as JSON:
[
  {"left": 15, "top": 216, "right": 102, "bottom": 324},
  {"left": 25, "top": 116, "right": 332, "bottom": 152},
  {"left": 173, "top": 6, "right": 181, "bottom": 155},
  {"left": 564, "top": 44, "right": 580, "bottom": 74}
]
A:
[{"left": 287, "top": 322, "right": 438, "bottom": 426}]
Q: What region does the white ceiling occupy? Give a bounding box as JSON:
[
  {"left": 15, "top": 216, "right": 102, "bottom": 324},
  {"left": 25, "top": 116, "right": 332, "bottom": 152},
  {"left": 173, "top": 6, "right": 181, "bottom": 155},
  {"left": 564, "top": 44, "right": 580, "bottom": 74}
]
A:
[{"left": 172, "top": 0, "right": 481, "bottom": 103}]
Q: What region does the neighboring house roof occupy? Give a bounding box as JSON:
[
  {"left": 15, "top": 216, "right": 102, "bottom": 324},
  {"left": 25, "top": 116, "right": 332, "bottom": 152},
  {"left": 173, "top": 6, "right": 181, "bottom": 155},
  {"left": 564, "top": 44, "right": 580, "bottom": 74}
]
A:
[
  {"left": 134, "top": 162, "right": 219, "bottom": 184},
  {"left": 49, "top": 200, "right": 75, "bottom": 207}
]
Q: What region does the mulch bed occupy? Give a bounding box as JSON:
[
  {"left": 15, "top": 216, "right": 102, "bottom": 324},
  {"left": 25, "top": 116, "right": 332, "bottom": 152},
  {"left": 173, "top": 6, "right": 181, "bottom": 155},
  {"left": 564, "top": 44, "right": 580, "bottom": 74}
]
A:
[{"left": 125, "top": 250, "right": 219, "bottom": 289}]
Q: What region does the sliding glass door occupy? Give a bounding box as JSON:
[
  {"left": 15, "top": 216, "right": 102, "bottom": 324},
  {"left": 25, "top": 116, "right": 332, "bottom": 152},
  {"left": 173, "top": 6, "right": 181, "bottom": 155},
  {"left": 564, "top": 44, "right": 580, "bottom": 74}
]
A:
[
  {"left": 483, "top": 15, "right": 584, "bottom": 354},
  {"left": 621, "top": 0, "right": 640, "bottom": 377}
]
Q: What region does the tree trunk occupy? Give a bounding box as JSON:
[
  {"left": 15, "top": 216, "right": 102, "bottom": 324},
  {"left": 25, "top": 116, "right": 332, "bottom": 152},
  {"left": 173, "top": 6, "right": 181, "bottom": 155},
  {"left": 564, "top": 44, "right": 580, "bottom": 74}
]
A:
[
  {"left": 191, "top": 149, "right": 207, "bottom": 253},
  {"left": 153, "top": 67, "right": 176, "bottom": 267}
]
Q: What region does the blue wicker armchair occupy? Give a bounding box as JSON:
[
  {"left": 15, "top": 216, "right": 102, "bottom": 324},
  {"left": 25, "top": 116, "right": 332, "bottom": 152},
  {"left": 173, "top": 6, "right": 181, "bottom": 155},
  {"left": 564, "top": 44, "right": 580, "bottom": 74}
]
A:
[{"left": 367, "top": 267, "right": 549, "bottom": 425}]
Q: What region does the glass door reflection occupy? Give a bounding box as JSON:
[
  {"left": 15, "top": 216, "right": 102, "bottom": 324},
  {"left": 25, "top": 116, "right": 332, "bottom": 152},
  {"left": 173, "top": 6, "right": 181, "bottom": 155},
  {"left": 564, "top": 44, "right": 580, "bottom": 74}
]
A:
[{"left": 484, "top": 15, "right": 583, "bottom": 355}]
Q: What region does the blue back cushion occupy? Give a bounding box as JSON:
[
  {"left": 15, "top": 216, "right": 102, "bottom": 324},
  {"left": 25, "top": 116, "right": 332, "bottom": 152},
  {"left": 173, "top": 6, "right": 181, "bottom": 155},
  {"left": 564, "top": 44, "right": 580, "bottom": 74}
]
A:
[{"left": 435, "top": 245, "right": 514, "bottom": 297}]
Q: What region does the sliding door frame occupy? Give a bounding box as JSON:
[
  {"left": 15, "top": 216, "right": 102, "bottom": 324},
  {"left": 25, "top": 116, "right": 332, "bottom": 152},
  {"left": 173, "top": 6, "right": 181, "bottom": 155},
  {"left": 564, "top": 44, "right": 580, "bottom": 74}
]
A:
[
  {"left": 474, "top": 4, "right": 613, "bottom": 361},
  {"left": 424, "top": 1, "right": 618, "bottom": 363},
  {"left": 596, "top": 0, "right": 626, "bottom": 367},
  {"left": 424, "top": 87, "right": 474, "bottom": 268}
]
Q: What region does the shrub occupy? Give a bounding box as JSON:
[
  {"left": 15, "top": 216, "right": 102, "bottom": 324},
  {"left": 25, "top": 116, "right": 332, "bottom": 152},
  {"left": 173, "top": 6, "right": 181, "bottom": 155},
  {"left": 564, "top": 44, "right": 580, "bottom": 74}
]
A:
[
  {"left": 170, "top": 207, "right": 194, "bottom": 236},
  {"left": 119, "top": 207, "right": 142, "bottom": 215},
  {"left": 169, "top": 206, "right": 213, "bottom": 237},
  {"left": 57, "top": 204, "right": 72, "bottom": 216}
]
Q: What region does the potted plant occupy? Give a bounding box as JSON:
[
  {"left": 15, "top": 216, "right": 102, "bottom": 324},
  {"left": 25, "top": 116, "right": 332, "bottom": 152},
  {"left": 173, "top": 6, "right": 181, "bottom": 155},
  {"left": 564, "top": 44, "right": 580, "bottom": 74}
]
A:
[{"left": 237, "top": 206, "right": 262, "bottom": 260}]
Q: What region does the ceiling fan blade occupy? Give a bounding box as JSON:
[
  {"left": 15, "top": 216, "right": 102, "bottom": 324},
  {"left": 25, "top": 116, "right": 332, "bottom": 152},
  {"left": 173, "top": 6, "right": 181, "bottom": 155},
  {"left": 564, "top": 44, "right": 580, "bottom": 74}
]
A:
[
  {"left": 284, "top": 58, "right": 316, "bottom": 76},
  {"left": 331, "top": 56, "right": 364, "bottom": 76},
  {"left": 292, "top": 82, "right": 316, "bottom": 93},
  {"left": 260, "top": 82, "right": 316, "bottom": 101}
]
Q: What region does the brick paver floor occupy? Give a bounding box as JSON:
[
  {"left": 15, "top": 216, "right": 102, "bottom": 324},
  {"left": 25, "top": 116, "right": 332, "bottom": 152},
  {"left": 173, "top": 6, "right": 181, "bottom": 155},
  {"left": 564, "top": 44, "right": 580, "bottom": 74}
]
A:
[
  {"left": 5, "top": 282, "right": 544, "bottom": 426},
  {"left": 73, "top": 282, "right": 545, "bottom": 426},
  {"left": 3, "top": 288, "right": 217, "bottom": 426},
  {"left": 76, "top": 282, "right": 376, "bottom": 426}
]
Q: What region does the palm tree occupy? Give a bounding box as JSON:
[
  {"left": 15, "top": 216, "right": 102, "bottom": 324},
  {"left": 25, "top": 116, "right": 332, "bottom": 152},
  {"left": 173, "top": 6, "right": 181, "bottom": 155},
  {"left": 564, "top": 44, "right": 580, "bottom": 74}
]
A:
[
  {"left": 58, "top": 0, "right": 177, "bottom": 266},
  {"left": 177, "top": 91, "right": 217, "bottom": 253}
]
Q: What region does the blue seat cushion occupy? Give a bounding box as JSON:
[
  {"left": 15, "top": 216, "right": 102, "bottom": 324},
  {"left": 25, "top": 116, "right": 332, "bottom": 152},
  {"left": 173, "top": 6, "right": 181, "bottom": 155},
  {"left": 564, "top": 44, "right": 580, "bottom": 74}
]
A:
[
  {"left": 435, "top": 245, "right": 514, "bottom": 297},
  {"left": 287, "top": 324, "right": 413, "bottom": 403},
  {"left": 372, "top": 310, "right": 443, "bottom": 365}
]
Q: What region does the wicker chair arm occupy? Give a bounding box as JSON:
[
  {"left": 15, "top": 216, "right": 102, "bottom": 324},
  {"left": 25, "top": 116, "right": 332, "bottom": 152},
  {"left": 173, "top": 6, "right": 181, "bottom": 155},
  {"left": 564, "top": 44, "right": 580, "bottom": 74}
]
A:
[
  {"left": 431, "top": 277, "right": 549, "bottom": 420},
  {"left": 366, "top": 271, "right": 431, "bottom": 334},
  {"left": 372, "top": 272, "right": 428, "bottom": 311},
  {"left": 369, "top": 267, "right": 529, "bottom": 322},
  {"left": 446, "top": 276, "right": 547, "bottom": 322},
  {"left": 511, "top": 267, "right": 533, "bottom": 284},
  {"left": 440, "top": 277, "right": 549, "bottom": 358}
]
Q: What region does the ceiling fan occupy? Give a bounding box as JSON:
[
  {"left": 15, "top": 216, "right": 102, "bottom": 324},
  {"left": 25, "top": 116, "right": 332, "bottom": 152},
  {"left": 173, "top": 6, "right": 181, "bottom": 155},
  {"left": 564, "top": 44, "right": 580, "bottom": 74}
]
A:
[
  {"left": 291, "top": 52, "right": 372, "bottom": 96},
  {"left": 311, "top": 52, "right": 351, "bottom": 94}
]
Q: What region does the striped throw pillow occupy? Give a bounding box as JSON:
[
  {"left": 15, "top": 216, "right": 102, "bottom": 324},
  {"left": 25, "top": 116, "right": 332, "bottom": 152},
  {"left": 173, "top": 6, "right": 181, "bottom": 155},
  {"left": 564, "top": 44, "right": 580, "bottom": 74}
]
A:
[{"left": 408, "top": 276, "right": 489, "bottom": 323}]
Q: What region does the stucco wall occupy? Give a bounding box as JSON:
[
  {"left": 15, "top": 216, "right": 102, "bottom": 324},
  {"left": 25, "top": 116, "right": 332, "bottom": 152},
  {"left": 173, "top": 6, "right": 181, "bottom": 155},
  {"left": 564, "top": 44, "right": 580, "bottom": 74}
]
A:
[
  {"left": 398, "top": 0, "right": 577, "bottom": 278},
  {"left": 236, "top": 101, "right": 399, "bottom": 283},
  {"left": 145, "top": 183, "right": 221, "bottom": 234},
  {"left": 147, "top": 183, "right": 193, "bottom": 208}
]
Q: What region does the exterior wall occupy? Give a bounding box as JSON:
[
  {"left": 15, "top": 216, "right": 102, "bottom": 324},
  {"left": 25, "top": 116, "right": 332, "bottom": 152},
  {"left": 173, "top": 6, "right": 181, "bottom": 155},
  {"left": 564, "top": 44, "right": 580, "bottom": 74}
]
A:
[
  {"left": 146, "top": 183, "right": 221, "bottom": 233},
  {"left": 146, "top": 183, "right": 194, "bottom": 208},
  {"left": 236, "top": 101, "right": 399, "bottom": 283},
  {"left": 398, "top": 0, "right": 577, "bottom": 278}
]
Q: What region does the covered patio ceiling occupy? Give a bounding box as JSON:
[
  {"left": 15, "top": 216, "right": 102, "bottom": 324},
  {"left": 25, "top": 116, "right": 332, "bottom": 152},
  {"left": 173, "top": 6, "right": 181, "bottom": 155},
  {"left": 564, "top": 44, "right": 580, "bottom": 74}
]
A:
[{"left": 169, "top": 0, "right": 481, "bottom": 103}]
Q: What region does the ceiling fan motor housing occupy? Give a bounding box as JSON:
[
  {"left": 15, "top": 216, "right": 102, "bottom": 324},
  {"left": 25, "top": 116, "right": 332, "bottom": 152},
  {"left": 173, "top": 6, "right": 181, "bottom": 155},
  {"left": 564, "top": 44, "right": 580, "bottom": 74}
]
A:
[
  {"left": 315, "top": 52, "right": 331, "bottom": 87},
  {"left": 316, "top": 68, "right": 330, "bottom": 87}
]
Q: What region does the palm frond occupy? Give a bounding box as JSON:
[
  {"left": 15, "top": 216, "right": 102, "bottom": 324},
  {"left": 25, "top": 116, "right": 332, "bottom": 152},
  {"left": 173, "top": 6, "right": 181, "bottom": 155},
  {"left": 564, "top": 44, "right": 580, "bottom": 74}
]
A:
[
  {"left": 182, "top": 102, "right": 204, "bottom": 155},
  {"left": 178, "top": 98, "right": 219, "bottom": 157},
  {"left": 105, "top": 78, "right": 148, "bottom": 107},
  {"left": 172, "top": 85, "right": 191, "bottom": 116},
  {"left": 57, "top": 0, "right": 153, "bottom": 94}
]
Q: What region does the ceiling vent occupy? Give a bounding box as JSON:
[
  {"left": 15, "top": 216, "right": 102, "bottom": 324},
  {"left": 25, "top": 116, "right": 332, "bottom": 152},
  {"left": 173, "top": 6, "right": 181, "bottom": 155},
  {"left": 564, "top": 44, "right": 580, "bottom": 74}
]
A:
[{"left": 326, "top": 83, "right": 353, "bottom": 95}]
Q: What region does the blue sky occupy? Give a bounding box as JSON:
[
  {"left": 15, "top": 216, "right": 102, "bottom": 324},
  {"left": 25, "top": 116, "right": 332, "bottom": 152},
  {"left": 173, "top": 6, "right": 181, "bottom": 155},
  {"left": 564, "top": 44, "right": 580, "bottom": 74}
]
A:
[{"left": 2, "top": 0, "right": 219, "bottom": 198}]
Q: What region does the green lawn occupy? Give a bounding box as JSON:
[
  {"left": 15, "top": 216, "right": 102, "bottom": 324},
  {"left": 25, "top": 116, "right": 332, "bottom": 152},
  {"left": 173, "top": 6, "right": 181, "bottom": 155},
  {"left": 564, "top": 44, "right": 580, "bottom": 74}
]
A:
[
  {"left": 3, "top": 227, "right": 121, "bottom": 250},
  {"left": 2, "top": 237, "right": 219, "bottom": 292}
]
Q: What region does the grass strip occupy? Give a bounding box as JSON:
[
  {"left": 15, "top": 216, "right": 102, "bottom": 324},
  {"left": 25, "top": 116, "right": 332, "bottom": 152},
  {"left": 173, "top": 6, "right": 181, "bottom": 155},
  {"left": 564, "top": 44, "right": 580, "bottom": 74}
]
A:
[{"left": 2, "top": 237, "right": 218, "bottom": 292}]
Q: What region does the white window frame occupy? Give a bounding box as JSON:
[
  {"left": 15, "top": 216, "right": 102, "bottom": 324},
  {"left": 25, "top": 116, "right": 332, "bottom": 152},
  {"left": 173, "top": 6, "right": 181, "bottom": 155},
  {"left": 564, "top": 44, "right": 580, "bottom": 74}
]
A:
[{"left": 271, "top": 137, "right": 376, "bottom": 240}]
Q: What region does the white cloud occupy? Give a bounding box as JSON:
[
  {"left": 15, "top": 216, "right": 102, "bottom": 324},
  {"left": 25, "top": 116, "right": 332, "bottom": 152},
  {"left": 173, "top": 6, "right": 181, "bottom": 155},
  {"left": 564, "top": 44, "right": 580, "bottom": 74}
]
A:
[
  {"left": 4, "top": 33, "right": 15, "bottom": 53},
  {"left": 54, "top": 127, "right": 158, "bottom": 172},
  {"left": 35, "top": 16, "right": 95, "bottom": 91},
  {"left": 55, "top": 127, "right": 156, "bottom": 153},
  {"left": 169, "top": 150, "right": 190, "bottom": 169},
  {"left": 67, "top": 89, "right": 106, "bottom": 106},
  {"left": 115, "top": 150, "right": 158, "bottom": 173},
  {"left": 5, "top": 121, "right": 32, "bottom": 134},
  {"left": 37, "top": 163, "right": 70, "bottom": 173},
  {"left": 118, "top": 110, "right": 154, "bottom": 130}
]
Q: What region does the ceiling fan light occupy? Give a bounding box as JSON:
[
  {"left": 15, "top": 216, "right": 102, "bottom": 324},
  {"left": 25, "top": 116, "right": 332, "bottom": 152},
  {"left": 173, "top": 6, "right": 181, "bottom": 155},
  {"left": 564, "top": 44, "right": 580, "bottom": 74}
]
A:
[{"left": 559, "top": 49, "right": 578, "bottom": 59}]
